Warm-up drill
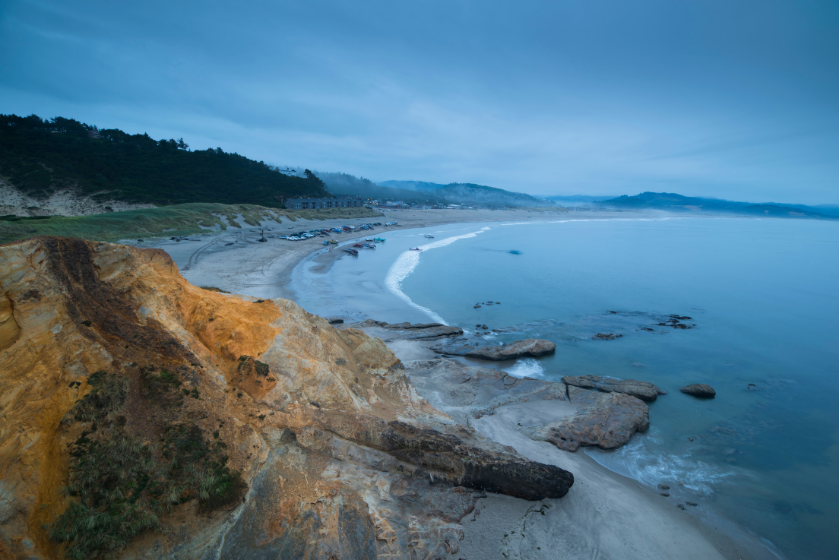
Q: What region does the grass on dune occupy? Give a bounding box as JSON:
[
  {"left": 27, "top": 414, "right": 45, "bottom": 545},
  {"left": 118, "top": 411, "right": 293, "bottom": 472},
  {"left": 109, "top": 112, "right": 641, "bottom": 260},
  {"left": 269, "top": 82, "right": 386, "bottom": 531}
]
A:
[{"left": 0, "top": 203, "right": 383, "bottom": 245}]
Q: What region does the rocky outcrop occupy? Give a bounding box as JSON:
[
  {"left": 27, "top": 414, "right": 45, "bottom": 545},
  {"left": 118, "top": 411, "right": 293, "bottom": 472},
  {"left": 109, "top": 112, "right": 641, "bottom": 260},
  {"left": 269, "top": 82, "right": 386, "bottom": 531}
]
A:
[
  {"left": 343, "top": 319, "right": 463, "bottom": 339},
  {"left": 562, "top": 374, "right": 666, "bottom": 402},
  {"left": 431, "top": 338, "right": 556, "bottom": 360},
  {"left": 680, "top": 384, "right": 716, "bottom": 398},
  {"left": 404, "top": 359, "right": 649, "bottom": 454},
  {"left": 0, "top": 236, "right": 572, "bottom": 560},
  {"left": 529, "top": 391, "right": 650, "bottom": 451},
  {"left": 405, "top": 358, "right": 568, "bottom": 425}
]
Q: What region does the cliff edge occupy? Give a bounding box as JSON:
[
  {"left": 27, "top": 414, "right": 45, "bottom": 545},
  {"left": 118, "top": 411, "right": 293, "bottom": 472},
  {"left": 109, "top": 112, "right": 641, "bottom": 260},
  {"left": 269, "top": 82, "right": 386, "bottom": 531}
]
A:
[{"left": 0, "top": 236, "right": 572, "bottom": 559}]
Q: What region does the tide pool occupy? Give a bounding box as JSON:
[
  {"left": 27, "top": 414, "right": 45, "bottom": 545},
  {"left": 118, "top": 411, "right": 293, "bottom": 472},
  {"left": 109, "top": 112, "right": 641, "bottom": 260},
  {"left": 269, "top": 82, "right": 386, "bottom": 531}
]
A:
[{"left": 290, "top": 216, "right": 838, "bottom": 559}]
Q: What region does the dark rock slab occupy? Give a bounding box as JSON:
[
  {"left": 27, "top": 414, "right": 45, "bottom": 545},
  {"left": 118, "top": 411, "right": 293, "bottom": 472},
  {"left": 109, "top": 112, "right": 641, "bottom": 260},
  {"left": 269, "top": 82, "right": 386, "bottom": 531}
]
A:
[
  {"left": 592, "top": 333, "right": 623, "bottom": 340},
  {"left": 527, "top": 392, "right": 649, "bottom": 452},
  {"left": 431, "top": 338, "right": 556, "bottom": 361},
  {"left": 562, "top": 374, "right": 666, "bottom": 402},
  {"left": 343, "top": 319, "right": 463, "bottom": 339},
  {"left": 680, "top": 384, "right": 716, "bottom": 398}
]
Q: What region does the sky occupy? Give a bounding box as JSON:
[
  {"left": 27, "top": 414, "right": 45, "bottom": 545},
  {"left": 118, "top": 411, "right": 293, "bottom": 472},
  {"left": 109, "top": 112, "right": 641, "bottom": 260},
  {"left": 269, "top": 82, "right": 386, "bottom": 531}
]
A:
[{"left": 0, "top": 0, "right": 836, "bottom": 204}]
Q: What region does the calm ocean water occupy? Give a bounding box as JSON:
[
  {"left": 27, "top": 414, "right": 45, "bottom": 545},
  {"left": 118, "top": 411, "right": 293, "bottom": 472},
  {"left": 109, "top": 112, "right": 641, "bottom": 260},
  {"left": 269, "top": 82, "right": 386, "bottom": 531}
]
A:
[{"left": 290, "top": 216, "right": 839, "bottom": 559}]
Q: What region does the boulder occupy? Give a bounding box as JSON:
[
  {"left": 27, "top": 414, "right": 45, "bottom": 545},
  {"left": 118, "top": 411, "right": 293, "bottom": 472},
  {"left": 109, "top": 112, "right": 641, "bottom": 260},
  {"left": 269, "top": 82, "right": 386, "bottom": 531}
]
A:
[
  {"left": 680, "top": 384, "right": 716, "bottom": 398},
  {"left": 562, "top": 374, "right": 666, "bottom": 402},
  {"left": 431, "top": 338, "right": 556, "bottom": 361},
  {"left": 527, "top": 391, "right": 649, "bottom": 452}
]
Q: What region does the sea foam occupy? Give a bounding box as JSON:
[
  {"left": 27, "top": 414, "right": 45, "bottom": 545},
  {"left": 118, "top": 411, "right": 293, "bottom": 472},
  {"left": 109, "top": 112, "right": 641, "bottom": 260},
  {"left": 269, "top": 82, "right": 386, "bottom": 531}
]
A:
[
  {"left": 585, "top": 428, "right": 742, "bottom": 496},
  {"left": 503, "top": 358, "right": 545, "bottom": 378},
  {"left": 384, "top": 227, "right": 490, "bottom": 325}
]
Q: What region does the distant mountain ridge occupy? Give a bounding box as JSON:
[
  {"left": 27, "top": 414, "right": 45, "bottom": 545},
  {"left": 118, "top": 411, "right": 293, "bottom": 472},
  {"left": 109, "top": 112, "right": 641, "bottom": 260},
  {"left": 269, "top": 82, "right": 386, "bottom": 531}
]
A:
[
  {"left": 378, "top": 180, "right": 555, "bottom": 207},
  {"left": 0, "top": 114, "right": 329, "bottom": 208},
  {"left": 314, "top": 172, "right": 447, "bottom": 204},
  {"left": 597, "top": 192, "right": 837, "bottom": 219}
]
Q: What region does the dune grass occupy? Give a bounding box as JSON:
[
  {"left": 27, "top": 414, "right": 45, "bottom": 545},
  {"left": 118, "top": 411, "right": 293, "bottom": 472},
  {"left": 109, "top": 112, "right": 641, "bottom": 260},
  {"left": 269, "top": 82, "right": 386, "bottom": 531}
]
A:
[{"left": 0, "top": 203, "right": 382, "bottom": 245}]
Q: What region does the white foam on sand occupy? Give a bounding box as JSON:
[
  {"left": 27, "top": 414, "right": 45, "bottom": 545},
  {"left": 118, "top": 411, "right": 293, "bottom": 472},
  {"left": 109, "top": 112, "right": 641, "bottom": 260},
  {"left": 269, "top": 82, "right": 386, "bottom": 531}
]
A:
[
  {"left": 385, "top": 227, "right": 490, "bottom": 324},
  {"left": 503, "top": 358, "right": 545, "bottom": 379},
  {"left": 585, "top": 427, "right": 742, "bottom": 496}
]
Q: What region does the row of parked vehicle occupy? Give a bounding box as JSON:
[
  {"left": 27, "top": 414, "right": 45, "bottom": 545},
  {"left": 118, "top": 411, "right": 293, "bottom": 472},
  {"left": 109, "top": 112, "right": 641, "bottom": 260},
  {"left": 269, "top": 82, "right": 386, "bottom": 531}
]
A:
[{"left": 279, "top": 222, "right": 395, "bottom": 241}]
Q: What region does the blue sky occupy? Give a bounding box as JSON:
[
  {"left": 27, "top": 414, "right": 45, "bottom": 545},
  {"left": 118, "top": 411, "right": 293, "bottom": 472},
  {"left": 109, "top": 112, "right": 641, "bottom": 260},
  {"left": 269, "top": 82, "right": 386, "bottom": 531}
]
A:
[{"left": 1, "top": 0, "right": 836, "bottom": 203}]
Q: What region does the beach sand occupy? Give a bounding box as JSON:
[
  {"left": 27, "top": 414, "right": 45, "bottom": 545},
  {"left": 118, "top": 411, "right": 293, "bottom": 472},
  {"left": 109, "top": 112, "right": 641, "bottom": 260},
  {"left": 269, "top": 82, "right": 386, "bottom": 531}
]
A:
[
  {"left": 142, "top": 207, "right": 632, "bottom": 299},
  {"left": 148, "top": 208, "right": 774, "bottom": 560}
]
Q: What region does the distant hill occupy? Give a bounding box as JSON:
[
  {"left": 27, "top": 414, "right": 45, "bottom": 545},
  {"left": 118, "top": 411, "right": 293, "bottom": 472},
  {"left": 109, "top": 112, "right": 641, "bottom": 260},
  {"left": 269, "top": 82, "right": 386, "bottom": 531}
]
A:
[
  {"left": 315, "top": 172, "right": 447, "bottom": 204},
  {"left": 545, "top": 195, "right": 617, "bottom": 206},
  {"left": 0, "top": 114, "right": 329, "bottom": 208},
  {"left": 596, "top": 192, "right": 837, "bottom": 219},
  {"left": 378, "top": 180, "right": 555, "bottom": 207}
]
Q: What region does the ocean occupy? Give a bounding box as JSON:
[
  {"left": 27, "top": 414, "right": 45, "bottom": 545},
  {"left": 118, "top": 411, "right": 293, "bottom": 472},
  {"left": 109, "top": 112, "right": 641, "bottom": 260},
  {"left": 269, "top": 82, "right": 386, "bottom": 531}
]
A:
[{"left": 289, "top": 215, "right": 839, "bottom": 560}]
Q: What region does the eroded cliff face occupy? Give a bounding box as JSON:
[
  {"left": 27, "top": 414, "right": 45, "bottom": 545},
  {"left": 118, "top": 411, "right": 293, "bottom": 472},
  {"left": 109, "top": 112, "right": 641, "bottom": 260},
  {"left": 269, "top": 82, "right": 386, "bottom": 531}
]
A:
[{"left": 0, "top": 237, "right": 572, "bottom": 560}]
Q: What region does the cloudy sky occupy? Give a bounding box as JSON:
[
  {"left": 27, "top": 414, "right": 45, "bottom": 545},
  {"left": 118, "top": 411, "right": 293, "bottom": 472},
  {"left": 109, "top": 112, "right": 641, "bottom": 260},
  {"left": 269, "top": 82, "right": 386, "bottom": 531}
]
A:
[{"left": 1, "top": 0, "right": 836, "bottom": 203}]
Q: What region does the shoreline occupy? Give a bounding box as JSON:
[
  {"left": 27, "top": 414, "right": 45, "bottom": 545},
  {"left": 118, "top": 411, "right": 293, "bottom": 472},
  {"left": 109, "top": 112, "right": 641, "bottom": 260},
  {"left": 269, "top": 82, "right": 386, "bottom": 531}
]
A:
[
  {"left": 142, "top": 207, "right": 634, "bottom": 300},
  {"left": 149, "top": 209, "right": 776, "bottom": 560}
]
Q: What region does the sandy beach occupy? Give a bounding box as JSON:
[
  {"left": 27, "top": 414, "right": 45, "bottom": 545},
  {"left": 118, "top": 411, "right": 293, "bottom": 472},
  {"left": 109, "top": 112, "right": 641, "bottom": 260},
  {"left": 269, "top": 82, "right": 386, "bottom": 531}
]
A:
[
  {"left": 146, "top": 208, "right": 775, "bottom": 560},
  {"left": 142, "top": 207, "right": 637, "bottom": 299}
]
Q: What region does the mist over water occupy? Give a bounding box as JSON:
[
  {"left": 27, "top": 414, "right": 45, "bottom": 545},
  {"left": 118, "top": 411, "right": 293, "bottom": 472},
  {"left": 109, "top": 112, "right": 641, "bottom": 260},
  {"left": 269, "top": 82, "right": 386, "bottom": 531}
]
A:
[{"left": 290, "top": 216, "right": 838, "bottom": 560}]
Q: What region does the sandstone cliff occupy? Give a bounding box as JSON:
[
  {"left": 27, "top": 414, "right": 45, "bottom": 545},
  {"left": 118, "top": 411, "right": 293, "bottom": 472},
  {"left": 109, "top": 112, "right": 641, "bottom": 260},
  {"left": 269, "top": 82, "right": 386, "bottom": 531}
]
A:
[{"left": 0, "top": 237, "right": 573, "bottom": 559}]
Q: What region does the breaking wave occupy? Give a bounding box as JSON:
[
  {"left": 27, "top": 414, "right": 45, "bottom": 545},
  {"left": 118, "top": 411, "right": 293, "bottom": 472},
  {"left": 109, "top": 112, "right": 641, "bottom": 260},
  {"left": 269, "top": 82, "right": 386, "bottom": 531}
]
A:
[
  {"left": 503, "top": 358, "right": 545, "bottom": 379},
  {"left": 384, "top": 227, "right": 490, "bottom": 324},
  {"left": 585, "top": 428, "right": 742, "bottom": 496}
]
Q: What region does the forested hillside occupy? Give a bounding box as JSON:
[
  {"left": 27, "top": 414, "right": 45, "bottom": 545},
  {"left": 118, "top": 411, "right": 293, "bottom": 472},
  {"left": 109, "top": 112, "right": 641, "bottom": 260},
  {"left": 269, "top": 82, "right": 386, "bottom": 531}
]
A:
[
  {"left": 597, "top": 192, "right": 837, "bottom": 219},
  {"left": 379, "top": 180, "right": 556, "bottom": 207},
  {"left": 316, "top": 171, "right": 446, "bottom": 203},
  {"left": 0, "top": 114, "right": 329, "bottom": 207}
]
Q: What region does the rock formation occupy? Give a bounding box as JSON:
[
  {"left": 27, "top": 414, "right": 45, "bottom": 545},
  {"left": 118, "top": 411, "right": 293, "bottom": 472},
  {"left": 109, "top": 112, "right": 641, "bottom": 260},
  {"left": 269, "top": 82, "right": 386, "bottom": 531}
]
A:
[
  {"left": 343, "top": 319, "right": 463, "bottom": 340},
  {"left": 530, "top": 390, "right": 650, "bottom": 451},
  {"left": 562, "top": 374, "right": 666, "bottom": 402},
  {"left": 430, "top": 338, "right": 556, "bottom": 360},
  {"left": 680, "top": 384, "right": 716, "bottom": 398},
  {"left": 0, "top": 237, "right": 571, "bottom": 560}
]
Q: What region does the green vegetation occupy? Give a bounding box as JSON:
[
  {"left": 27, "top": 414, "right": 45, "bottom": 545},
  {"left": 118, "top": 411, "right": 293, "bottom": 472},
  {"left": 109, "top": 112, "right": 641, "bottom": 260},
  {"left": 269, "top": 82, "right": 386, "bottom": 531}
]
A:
[
  {"left": 50, "top": 368, "right": 245, "bottom": 559},
  {"left": 0, "top": 114, "right": 329, "bottom": 206},
  {"left": 0, "top": 202, "right": 382, "bottom": 245},
  {"left": 378, "top": 179, "right": 557, "bottom": 207},
  {"left": 238, "top": 355, "right": 270, "bottom": 377}
]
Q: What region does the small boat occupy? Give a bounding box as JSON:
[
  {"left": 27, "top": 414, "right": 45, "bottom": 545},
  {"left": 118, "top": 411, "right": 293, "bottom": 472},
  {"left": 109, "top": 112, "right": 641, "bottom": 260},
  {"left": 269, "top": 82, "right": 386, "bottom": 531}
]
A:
[
  {"left": 410, "top": 248, "right": 422, "bottom": 251},
  {"left": 343, "top": 248, "right": 359, "bottom": 255},
  {"left": 363, "top": 244, "right": 376, "bottom": 249},
  {"left": 365, "top": 238, "right": 375, "bottom": 242},
  {"left": 374, "top": 238, "right": 386, "bottom": 243},
  {"left": 323, "top": 240, "right": 330, "bottom": 245},
  {"left": 353, "top": 243, "right": 364, "bottom": 248},
  {"left": 424, "top": 234, "right": 434, "bottom": 238},
  {"left": 329, "top": 240, "right": 338, "bottom": 244}
]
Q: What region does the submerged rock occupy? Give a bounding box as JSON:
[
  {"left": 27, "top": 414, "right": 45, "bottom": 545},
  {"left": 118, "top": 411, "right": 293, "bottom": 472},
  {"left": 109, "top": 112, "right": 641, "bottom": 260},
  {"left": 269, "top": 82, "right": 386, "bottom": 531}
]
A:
[
  {"left": 431, "top": 338, "right": 556, "bottom": 361},
  {"left": 680, "top": 384, "right": 716, "bottom": 398},
  {"left": 592, "top": 333, "right": 623, "bottom": 340},
  {"left": 527, "top": 391, "right": 650, "bottom": 452},
  {"left": 562, "top": 374, "right": 666, "bottom": 402}
]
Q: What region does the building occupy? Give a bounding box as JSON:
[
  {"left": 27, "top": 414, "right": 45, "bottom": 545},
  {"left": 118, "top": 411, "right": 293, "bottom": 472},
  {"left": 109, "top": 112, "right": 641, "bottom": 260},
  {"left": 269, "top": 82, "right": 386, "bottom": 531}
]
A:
[{"left": 285, "top": 197, "right": 363, "bottom": 210}]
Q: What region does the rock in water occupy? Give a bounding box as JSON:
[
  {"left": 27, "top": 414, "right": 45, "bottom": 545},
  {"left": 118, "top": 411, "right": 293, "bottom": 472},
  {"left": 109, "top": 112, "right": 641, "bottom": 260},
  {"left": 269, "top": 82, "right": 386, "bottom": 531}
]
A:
[
  {"left": 562, "top": 374, "right": 666, "bottom": 402},
  {"left": 527, "top": 392, "right": 650, "bottom": 452},
  {"left": 431, "top": 338, "right": 556, "bottom": 360},
  {"left": 680, "top": 384, "right": 716, "bottom": 398},
  {"left": 592, "top": 333, "right": 623, "bottom": 340}
]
